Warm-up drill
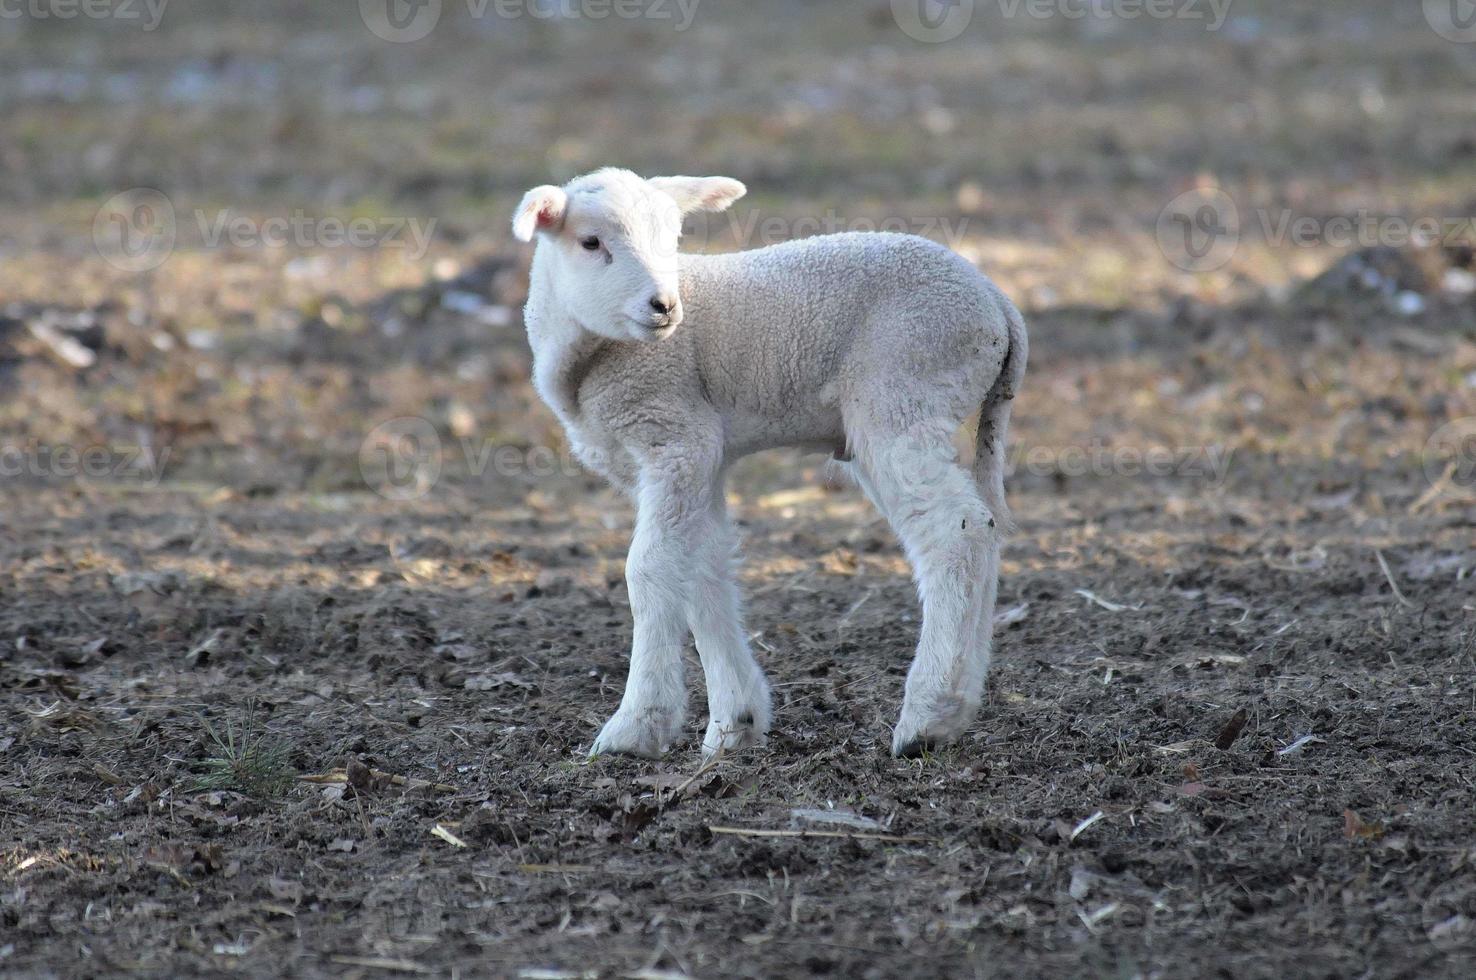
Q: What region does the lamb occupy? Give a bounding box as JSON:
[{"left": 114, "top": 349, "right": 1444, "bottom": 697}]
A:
[{"left": 512, "top": 167, "right": 1027, "bottom": 758}]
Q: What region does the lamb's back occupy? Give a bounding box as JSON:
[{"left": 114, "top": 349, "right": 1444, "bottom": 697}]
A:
[{"left": 681, "top": 233, "right": 1005, "bottom": 419}]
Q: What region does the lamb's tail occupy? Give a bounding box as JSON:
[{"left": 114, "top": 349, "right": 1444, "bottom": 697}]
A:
[{"left": 973, "top": 302, "right": 1028, "bottom": 536}]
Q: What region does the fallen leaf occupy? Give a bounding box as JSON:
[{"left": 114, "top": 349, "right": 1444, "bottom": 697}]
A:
[
  {"left": 1343, "top": 809, "right": 1385, "bottom": 840},
  {"left": 1214, "top": 708, "right": 1248, "bottom": 750}
]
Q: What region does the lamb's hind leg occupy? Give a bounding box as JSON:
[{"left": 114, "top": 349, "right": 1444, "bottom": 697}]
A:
[
  {"left": 853, "top": 420, "right": 999, "bottom": 756},
  {"left": 688, "top": 489, "right": 772, "bottom": 757}
]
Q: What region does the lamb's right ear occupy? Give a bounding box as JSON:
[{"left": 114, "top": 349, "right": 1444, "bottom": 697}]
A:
[
  {"left": 649, "top": 176, "right": 747, "bottom": 215},
  {"left": 512, "top": 185, "right": 569, "bottom": 242}
]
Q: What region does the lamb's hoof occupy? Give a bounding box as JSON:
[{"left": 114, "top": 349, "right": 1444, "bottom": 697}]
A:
[
  {"left": 891, "top": 697, "right": 978, "bottom": 757},
  {"left": 701, "top": 709, "right": 770, "bottom": 758},
  {"left": 892, "top": 734, "right": 941, "bottom": 759},
  {"left": 590, "top": 706, "right": 682, "bottom": 759}
]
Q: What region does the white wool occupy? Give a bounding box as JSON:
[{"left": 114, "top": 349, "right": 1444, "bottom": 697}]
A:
[{"left": 515, "top": 168, "right": 1027, "bottom": 758}]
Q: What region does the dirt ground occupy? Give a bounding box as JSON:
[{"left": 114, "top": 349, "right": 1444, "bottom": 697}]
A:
[{"left": 3, "top": 2, "right": 1476, "bottom": 978}]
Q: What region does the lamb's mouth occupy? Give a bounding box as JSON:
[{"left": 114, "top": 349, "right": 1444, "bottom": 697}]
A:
[{"left": 629, "top": 317, "right": 677, "bottom": 338}]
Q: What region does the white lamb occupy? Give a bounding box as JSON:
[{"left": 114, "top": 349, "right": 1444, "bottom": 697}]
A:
[{"left": 512, "top": 168, "right": 1027, "bottom": 758}]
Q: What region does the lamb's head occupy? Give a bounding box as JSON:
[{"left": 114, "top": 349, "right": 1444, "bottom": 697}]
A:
[{"left": 512, "top": 168, "right": 746, "bottom": 342}]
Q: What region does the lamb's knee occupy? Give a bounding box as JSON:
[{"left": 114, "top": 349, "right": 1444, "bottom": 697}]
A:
[
  {"left": 898, "top": 495, "right": 995, "bottom": 570},
  {"left": 625, "top": 552, "right": 685, "bottom": 610}
]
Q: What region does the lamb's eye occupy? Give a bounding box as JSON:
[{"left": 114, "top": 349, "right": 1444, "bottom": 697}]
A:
[{"left": 580, "top": 236, "right": 601, "bottom": 252}]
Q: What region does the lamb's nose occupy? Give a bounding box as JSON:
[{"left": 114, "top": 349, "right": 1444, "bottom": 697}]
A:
[{"left": 649, "top": 295, "right": 676, "bottom": 316}]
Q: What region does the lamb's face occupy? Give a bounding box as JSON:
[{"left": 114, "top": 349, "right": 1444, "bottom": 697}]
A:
[
  {"left": 514, "top": 169, "right": 747, "bottom": 344},
  {"left": 557, "top": 178, "right": 687, "bottom": 342}
]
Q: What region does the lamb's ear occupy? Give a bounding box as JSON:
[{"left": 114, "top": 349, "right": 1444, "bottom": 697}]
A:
[
  {"left": 649, "top": 176, "right": 747, "bottom": 215},
  {"left": 512, "top": 185, "right": 569, "bottom": 242}
]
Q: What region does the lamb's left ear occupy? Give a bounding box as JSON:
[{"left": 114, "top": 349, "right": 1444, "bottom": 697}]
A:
[
  {"left": 512, "top": 185, "right": 569, "bottom": 242},
  {"left": 649, "top": 176, "right": 747, "bottom": 215}
]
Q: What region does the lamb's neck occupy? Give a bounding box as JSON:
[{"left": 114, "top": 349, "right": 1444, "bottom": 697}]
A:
[{"left": 525, "top": 255, "right": 603, "bottom": 425}]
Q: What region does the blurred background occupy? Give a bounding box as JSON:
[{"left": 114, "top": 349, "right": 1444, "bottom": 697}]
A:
[
  {"left": 1, "top": 0, "right": 1473, "bottom": 490},
  {"left": 2, "top": 2, "right": 1475, "bottom": 977}
]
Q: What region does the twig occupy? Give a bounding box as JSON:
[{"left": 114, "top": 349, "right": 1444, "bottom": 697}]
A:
[
  {"left": 1409, "top": 461, "right": 1464, "bottom": 514},
  {"left": 837, "top": 588, "right": 877, "bottom": 629},
  {"left": 1374, "top": 549, "right": 1414, "bottom": 608},
  {"left": 1070, "top": 810, "right": 1104, "bottom": 842},
  {"left": 328, "top": 956, "right": 429, "bottom": 974},
  {"left": 430, "top": 824, "right": 468, "bottom": 848},
  {"left": 1277, "top": 734, "right": 1324, "bottom": 757},
  {"left": 708, "top": 825, "right": 933, "bottom": 843},
  {"left": 1074, "top": 589, "right": 1143, "bottom": 613},
  {"left": 298, "top": 769, "right": 457, "bottom": 793},
  {"left": 666, "top": 748, "right": 725, "bottom": 801}
]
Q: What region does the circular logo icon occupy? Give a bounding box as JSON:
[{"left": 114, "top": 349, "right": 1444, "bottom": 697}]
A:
[
  {"left": 93, "top": 188, "right": 176, "bottom": 272},
  {"left": 892, "top": 0, "right": 974, "bottom": 43},
  {"left": 1425, "top": 0, "right": 1476, "bottom": 43},
  {"left": 1156, "top": 187, "right": 1241, "bottom": 273},
  {"left": 359, "top": 0, "right": 442, "bottom": 42},
  {"left": 884, "top": 421, "right": 959, "bottom": 507},
  {"left": 360, "top": 417, "right": 443, "bottom": 501},
  {"left": 1422, "top": 875, "right": 1476, "bottom": 951},
  {"left": 1423, "top": 417, "right": 1476, "bottom": 498}
]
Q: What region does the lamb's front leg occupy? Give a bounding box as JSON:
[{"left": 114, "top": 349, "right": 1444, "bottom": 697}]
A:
[
  {"left": 590, "top": 492, "right": 694, "bottom": 758},
  {"left": 688, "top": 495, "right": 772, "bottom": 757}
]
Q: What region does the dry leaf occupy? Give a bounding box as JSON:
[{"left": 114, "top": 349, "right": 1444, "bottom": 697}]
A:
[{"left": 1214, "top": 708, "right": 1248, "bottom": 750}]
